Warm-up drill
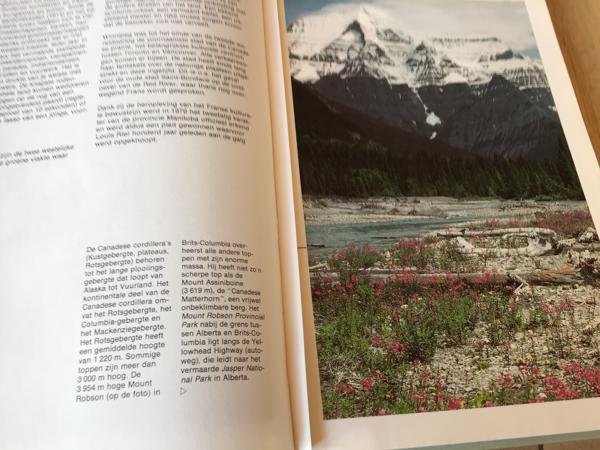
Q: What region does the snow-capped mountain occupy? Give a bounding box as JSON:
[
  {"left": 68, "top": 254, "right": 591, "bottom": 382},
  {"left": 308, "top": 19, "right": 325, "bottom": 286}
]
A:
[
  {"left": 287, "top": 4, "right": 547, "bottom": 89},
  {"left": 288, "top": 4, "right": 563, "bottom": 160}
]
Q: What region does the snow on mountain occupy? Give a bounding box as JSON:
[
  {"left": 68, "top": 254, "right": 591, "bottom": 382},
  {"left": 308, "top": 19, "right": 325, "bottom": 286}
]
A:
[
  {"left": 287, "top": 13, "right": 350, "bottom": 59},
  {"left": 287, "top": 4, "right": 547, "bottom": 90},
  {"left": 502, "top": 63, "right": 549, "bottom": 89},
  {"left": 288, "top": 5, "right": 414, "bottom": 84},
  {"left": 404, "top": 42, "right": 453, "bottom": 86},
  {"left": 430, "top": 36, "right": 513, "bottom": 65},
  {"left": 291, "top": 64, "right": 320, "bottom": 83},
  {"left": 288, "top": 5, "right": 397, "bottom": 60},
  {"left": 426, "top": 111, "right": 442, "bottom": 127},
  {"left": 443, "top": 72, "right": 468, "bottom": 84}
]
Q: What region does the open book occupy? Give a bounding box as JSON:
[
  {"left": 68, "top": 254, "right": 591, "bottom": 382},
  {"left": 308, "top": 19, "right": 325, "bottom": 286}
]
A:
[{"left": 1, "top": 0, "right": 600, "bottom": 449}]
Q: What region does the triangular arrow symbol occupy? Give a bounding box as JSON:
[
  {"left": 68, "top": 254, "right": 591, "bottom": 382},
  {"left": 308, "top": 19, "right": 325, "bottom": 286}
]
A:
[{"left": 180, "top": 387, "right": 187, "bottom": 395}]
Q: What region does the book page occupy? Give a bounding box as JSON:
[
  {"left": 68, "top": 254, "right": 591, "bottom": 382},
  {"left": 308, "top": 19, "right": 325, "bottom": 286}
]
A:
[
  {"left": 262, "top": 2, "right": 315, "bottom": 449},
  {"left": 280, "top": 0, "right": 600, "bottom": 448},
  {"left": 0, "top": 1, "right": 293, "bottom": 449}
]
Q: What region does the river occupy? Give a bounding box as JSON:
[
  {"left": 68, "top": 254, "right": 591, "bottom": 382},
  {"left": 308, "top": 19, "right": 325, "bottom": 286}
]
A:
[{"left": 305, "top": 199, "right": 586, "bottom": 258}]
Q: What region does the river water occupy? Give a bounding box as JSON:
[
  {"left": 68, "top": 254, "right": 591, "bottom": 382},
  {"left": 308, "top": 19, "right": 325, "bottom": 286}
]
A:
[{"left": 305, "top": 200, "right": 586, "bottom": 258}]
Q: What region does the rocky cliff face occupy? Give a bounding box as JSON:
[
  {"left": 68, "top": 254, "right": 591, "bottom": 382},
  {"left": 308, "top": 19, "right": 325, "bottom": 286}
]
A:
[{"left": 439, "top": 75, "right": 562, "bottom": 159}]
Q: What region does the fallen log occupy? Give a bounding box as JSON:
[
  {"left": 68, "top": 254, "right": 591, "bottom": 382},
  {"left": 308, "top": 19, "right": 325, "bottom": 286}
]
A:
[
  {"left": 365, "top": 267, "right": 419, "bottom": 273},
  {"left": 430, "top": 227, "right": 557, "bottom": 239},
  {"left": 310, "top": 267, "right": 420, "bottom": 274},
  {"left": 310, "top": 268, "right": 582, "bottom": 286},
  {"left": 454, "top": 236, "right": 556, "bottom": 257},
  {"left": 560, "top": 241, "right": 600, "bottom": 252}
]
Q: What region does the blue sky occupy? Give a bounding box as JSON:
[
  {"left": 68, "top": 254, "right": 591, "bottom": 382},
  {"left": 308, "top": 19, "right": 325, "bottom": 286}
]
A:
[
  {"left": 284, "top": 0, "right": 541, "bottom": 59},
  {"left": 285, "top": 0, "right": 365, "bottom": 23},
  {"left": 285, "top": 0, "right": 342, "bottom": 23}
]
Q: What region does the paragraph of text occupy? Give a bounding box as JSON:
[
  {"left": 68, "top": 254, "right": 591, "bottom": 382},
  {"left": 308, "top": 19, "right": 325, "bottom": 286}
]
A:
[
  {"left": 179, "top": 239, "right": 266, "bottom": 385},
  {"left": 76, "top": 241, "right": 173, "bottom": 403}
]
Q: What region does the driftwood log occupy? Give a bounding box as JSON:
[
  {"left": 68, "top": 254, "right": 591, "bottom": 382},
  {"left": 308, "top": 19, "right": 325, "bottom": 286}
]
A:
[
  {"left": 424, "top": 227, "right": 560, "bottom": 257},
  {"left": 310, "top": 269, "right": 582, "bottom": 286},
  {"left": 308, "top": 263, "right": 329, "bottom": 271},
  {"left": 454, "top": 236, "right": 556, "bottom": 257},
  {"left": 561, "top": 242, "right": 600, "bottom": 252},
  {"left": 429, "top": 227, "right": 558, "bottom": 239}
]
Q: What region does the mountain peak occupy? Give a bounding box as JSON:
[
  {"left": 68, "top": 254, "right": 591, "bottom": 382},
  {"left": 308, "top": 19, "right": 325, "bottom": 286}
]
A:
[
  {"left": 489, "top": 73, "right": 513, "bottom": 86},
  {"left": 356, "top": 3, "right": 385, "bottom": 18},
  {"left": 357, "top": 4, "right": 376, "bottom": 15},
  {"left": 484, "top": 73, "right": 518, "bottom": 96},
  {"left": 414, "top": 41, "right": 437, "bottom": 55},
  {"left": 342, "top": 20, "right": 366, "bottom": 45},
  {"left": 288, "top": 5, "right": 546, "bottom": 90}
]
